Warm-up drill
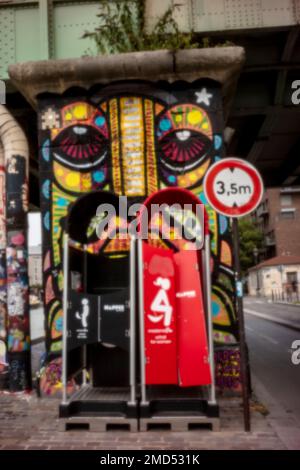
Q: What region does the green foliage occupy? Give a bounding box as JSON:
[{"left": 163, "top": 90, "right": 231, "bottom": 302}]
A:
[
  {"left": 238, "top": 218, "right": 264, "bottom": 275},
  {"left": 82, "top": 0, "right": 200, "bottom": 54}
]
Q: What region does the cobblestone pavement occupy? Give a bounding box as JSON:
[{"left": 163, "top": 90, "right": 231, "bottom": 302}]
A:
[{"left": 0, "top": 390, "right": 298, "bottom": 450}]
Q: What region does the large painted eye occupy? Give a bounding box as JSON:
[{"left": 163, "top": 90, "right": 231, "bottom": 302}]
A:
[
  {"left": 157, "top": 104, "right": 213, "bottom": 172},
  {"left": 53, "top": 125, "right": 108, "bottom": 169},
  {"left": 159, "top": 129, "right": 211, "bottom": 171}
]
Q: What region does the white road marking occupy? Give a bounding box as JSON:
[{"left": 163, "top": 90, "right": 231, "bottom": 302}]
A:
[
  {"left": 245, "top": 309, "right": 279, "bottom": 344},
  {"left": 245, "top": 308, "right": 299, "bottom": 331},
  {"left": 258, "top": 333, "right": 279, "bottom": 345},
  {"left": 245, "top": 326, "right": 254, "bottom": 332}
]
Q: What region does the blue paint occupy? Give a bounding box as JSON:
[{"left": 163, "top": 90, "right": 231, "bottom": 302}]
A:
[
  {"left": 44, "top": 212, "right": 50, "bottom": 230},
  {"left": 57, "top": 197, "right": 68, "bottom": 207},
  {"left": 214, "top": 134, "right": 222, "bottom": 150},
  {"left": 93, "top": 171, "right": 105, "bottom": 183},
  {"left": 55, "top": 317, "right": 63, "bottom": 333},
  {"left": 42, "top": 179, "right": 50, "bottom": 199},
  {"left": 167, "top": 175, "right": 176, "bottom": 184},
  {"left": 212, "top": 301, "right": 221, "bottom": 317},
  {"left": 42, "top": 140, "right": 50, "bottom": 162},
  {"left": 199, "top": 192, "right": 208, "bottom": 204},
  {"left": 219, "top": 215, "right": 228, "bottom": 234},
  {"left": 94, "top": 116, "right": 105, "bottom": 127},
  {"left": 215, "top": 155, "right": 221, "bottom": 162},
  {"left": 159, "top": 118, "right": 172, "bottom": 132}
]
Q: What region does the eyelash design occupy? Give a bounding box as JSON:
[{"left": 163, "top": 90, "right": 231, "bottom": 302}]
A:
[{"left": 157, "top": 104, "right": 213, "bottom": 172}]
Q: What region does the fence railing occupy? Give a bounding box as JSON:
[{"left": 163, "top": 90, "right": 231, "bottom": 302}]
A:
[{"left": 271, "top": 287, "right": 300, "bottom": 303}]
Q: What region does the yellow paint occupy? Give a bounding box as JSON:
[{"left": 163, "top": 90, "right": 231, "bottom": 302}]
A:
[
  {"left": 187, "top": 110, "right": 202, "bottom": 125},
  {"left": 73, "top": 104, "right": 88, "bottom": 120},
  {"left": 65, "top": 112, "right": 72, "bottom": 121},
  {"left": 66, "top": 172, "right": 80, "bottom": 187}
]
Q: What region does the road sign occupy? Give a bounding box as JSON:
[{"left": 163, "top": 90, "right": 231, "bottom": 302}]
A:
[{"left": 203, "top": 158, "right": 264, "bottom": 217}]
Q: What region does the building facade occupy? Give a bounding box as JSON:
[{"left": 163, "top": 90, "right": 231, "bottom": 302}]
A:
[
  {"left": 252, "top": 187, "right": 300, "bottom": 260},
  {"left": 248, "top": 255, "right": 300, "bottom": 299}
]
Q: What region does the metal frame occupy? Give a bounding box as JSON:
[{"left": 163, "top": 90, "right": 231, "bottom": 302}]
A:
[
  {"left": 61, "top": 231, "right": 137, "bottom": 408},
  {"left": 137, "top": 237, "right": 148, "bottom": 405},
  {"left": 128, "top": 236, "right": 137, "bottom": 406},
  {"left": 62, "top": 232, "right": 69, "bottom": 405},
  {"left": 204, "top": 233, "right": 216, "bottom": 405}
]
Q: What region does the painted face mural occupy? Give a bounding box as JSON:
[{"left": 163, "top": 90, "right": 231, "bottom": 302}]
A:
[{"left": 38, "top": 82, "right": 238, "bottom": 392}]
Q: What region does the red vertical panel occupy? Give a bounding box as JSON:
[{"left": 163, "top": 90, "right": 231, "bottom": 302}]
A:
[
  {"left": 143, "top": 243, "right": 177, "bottom": 385},
  {"left": 174, "top": 250, "right": 212, "bottom": 387}
]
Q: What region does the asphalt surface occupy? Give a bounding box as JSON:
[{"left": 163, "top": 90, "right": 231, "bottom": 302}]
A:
[{"left": 244, "top": 297, "right": 300, "bottom": 422}]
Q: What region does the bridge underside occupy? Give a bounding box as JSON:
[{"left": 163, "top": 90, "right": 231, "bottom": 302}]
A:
[{"left": 5, "top": 26, "right": 300, "bottom": 209}]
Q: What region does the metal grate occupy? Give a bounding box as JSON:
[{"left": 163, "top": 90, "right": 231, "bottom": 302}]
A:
[
  {"left": 0, "top": 7, "right": 15, "bottom": 78},
  {"left": 70, "top": 385, "right": 130, "bottom": 402}
]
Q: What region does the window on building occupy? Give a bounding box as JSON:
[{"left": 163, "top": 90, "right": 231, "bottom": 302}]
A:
[
  {"left": 280, "top": 194, "right": 292, "bottom": 206},
  {"left": 287, "top": 272, "right": 297, "bottom": 283},
  {"left": 280, "top": 209, "right": 295, "bottom": 219}
]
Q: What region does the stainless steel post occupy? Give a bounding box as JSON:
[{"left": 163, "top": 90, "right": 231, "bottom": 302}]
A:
[
  {"left": 62, "top": 232, "right": 69, "bottom": 405},
  {"left": 82, "top": 243, "right": 88, "bottom": 386},
  {"left": 232, "top": 218, "right": 251, "bottom": 431},
  {"left": 137, "top": 238, "right": 148, "bottom": 405},
  {"left": 129, "top": 236, "right": 136, "bottom": 405},
  {"left": 204, "top": 234, "right": 216, "bottom": 405}
]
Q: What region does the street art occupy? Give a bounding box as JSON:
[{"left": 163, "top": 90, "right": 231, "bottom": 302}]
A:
[
  {"left": 0, "top": 106, "right": 30, "bottom": 390},
  {"left": 38, "top": 82, "right": 238, "bottom": 394},
  {"left": 6, "top": 154, "right": 30, "bottom": 389},
  {"left": 0, "top": 153, "right": 7, "bottom": 375},
  {"left": 215, "top": 348, "right": 241, "bottom": 391},
  {"left": 38, "top": 357, "right": 76, "bottom": 396}
]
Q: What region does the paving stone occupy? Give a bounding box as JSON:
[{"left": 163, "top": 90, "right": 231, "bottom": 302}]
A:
[{"left": 0, "top": 392, "right": 298, "bottom": 450}]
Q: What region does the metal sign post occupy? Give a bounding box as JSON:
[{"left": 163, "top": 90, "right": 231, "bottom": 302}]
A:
[
  {"left": 232, "top": 217, "right": 250, "bottom": 432},
  {"left": 204, "top": 157, "right": 264, "bottom": 433}
]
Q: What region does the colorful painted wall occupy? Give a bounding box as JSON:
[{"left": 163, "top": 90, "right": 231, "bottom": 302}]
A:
[
  {"left": 37, "top": 81, "right": 238, "bottom": 394},
  {"left": 0, "top": 106, "right": 31, "bottom": 391}
]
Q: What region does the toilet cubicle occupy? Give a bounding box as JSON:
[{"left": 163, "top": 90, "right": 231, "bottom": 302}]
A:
[
  {"left": 59, "top": 190, "right": 137, "bottom": 421},
  {"left": 59, "top": 188, "right": 219, "bottom": 430}
]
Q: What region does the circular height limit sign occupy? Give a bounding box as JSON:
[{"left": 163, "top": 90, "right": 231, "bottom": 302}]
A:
[{"left": 203, "top": 158, "right": 264, "bottom": 217}]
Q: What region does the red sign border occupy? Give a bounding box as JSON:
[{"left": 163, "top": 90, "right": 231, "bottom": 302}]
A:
[{"left": 203, "top": 158, "right": 264, "bottom": 217}]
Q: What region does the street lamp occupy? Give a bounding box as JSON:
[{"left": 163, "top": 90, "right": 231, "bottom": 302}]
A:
[{"left": 253, "top": 247, "right": 260, "bottom": 297}]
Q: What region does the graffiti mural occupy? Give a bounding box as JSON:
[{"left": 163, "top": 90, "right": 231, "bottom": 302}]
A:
[
  {"left": 38, "top": 81, "right": 238, "bottom": 394},
  {"left": 6, "top": 154, "right": 31, "bottom": 390},
  {"left": 0, "top": 151, "right": 7, "bottom": 378},
  {"left": 215, "top": 348, "right": 241, "bottom": 392},
  {"left": 0, "top": 105, "right": 31, "bottom": 391}
]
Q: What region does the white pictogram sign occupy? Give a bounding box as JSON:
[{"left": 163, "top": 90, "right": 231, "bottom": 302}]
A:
[{"left": 148, "top": 277, "right": 173, "bottom": 327}]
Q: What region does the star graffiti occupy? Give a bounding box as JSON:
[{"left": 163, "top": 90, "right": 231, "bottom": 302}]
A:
[{"left": 195, "top": 88, "right": 213, "bottom": 106}]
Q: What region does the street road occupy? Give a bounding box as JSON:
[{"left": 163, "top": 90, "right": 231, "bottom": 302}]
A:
[{"left": 244, "top": 297, "right": 300, "bottom": 421}]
